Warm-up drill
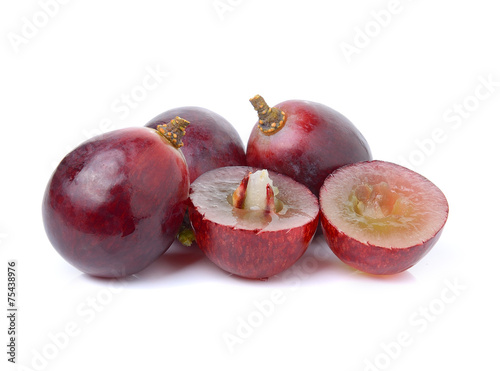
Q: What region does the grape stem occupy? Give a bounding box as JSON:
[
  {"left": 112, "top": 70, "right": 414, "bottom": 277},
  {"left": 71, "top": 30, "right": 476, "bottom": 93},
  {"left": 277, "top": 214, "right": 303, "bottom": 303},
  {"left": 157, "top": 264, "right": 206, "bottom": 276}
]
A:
[
  {"left": 249, "top": 95, "right": 286, "bottom": 135},
  {"left": 157, "top": 116, "right": 190, "bottom": 148}
]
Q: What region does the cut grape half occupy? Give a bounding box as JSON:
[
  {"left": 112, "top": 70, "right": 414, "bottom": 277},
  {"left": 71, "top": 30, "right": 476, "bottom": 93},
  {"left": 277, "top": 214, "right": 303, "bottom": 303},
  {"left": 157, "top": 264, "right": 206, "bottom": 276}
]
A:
[
  {"left": 189, "top": 166, "right": 319, "bottom": 279},
  {"left": 319, "top": 160, "right": 449, "bottom": 275}
]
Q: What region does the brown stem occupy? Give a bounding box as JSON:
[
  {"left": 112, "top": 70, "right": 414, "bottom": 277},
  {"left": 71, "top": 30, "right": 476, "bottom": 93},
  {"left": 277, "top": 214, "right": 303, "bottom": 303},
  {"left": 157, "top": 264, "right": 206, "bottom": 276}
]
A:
[
  {"left": 156, "top": 116, "right": 190, "bottom": 148},
  {"left": 249, "top": 95, "right": 286, "bottom": 135}
]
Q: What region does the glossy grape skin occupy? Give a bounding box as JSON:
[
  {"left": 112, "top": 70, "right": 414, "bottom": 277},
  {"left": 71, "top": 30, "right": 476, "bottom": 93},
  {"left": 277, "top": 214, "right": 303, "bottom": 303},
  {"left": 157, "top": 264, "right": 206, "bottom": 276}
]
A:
[
  {"left": 247, "top": 100, "right": 372, "bottom": 196},
  {"left": 42, "top": 127, "right": 189, "bottom": 278},
  {"left": 146, "top": 106, "right": 246, "bottom": 183}
]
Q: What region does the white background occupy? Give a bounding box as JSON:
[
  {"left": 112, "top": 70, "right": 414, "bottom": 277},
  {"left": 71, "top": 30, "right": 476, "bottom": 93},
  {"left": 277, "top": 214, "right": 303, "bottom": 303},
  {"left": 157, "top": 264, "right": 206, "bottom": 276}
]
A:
[{"left": 1, "top": 0, "right": 499, "bottom": 370}]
